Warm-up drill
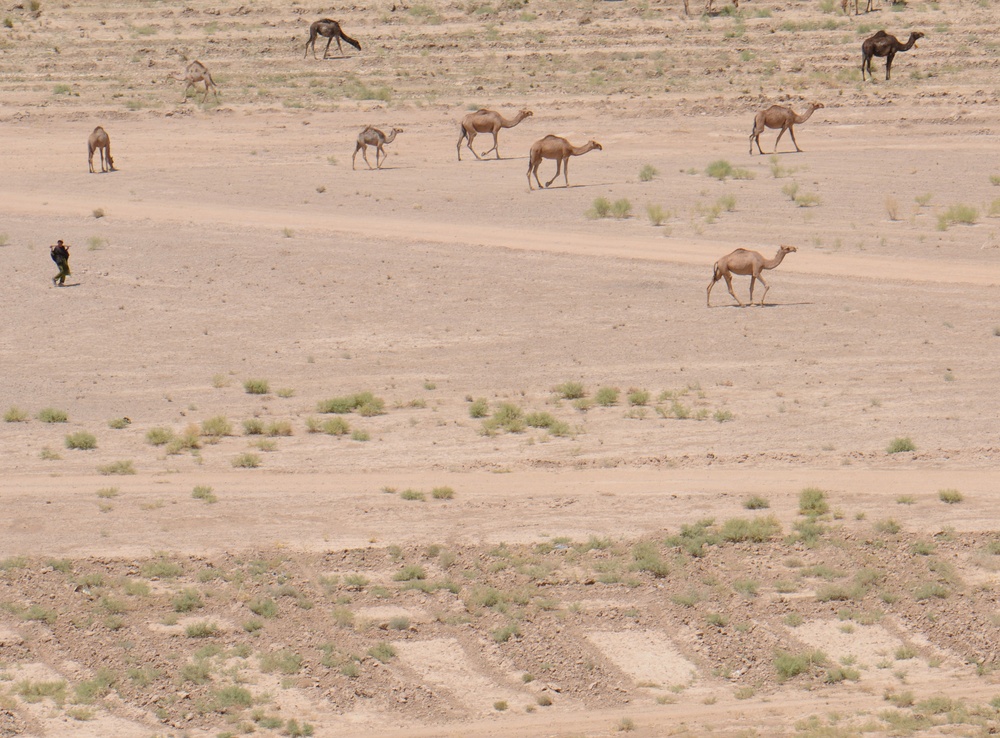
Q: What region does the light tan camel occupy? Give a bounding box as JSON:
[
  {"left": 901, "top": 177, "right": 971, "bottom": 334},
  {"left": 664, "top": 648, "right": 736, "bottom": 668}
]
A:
[
  {"left": 526, "top": 135, "right": 602, "bottom": 190},
  {"left": 304, "top": 19, "right": 361, "bottom": 59},
  {"left": 861, "top": 30, "right": 925, "bottom": 81},
  {"left": 352, "top": 126, "right": 402, "bottom": 170},
  {"left": 87, "top": 126, "right": 114, "bottom": 173},
  {"left": 707, "top": 245, "right": 797, "bottom": 307},
  {"left": 457, "top": 109, "right": 533, "bottom": 161},
  {"left": 749, "top": 103, "right": 824, "bottom": 155},
  {"left": 169, "top": 60, "right": 219, "bottom": 103}
]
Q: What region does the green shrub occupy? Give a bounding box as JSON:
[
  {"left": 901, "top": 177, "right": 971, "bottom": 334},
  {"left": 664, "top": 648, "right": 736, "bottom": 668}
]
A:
[
  {"left": 146, "top": 427, "right": 174, "bottom": 445},
  {"left": 248, "top": 597, "right": 279, "bottom": 618},
  {"left": 720, "top": 515, "right": 781, "bottom": 542},
  {"left": 554, "top": 381, "right": 586, "bottom": 399},
  {"left": 400, "top": 489, "right": 425, "bottom": 501},
  {"left": 610, "top": 199, "right": 632, "bottom": 219},
  {"left": 587, "top": 197, "right": 612, "bottom": 219},
  {"left": 594, "top": 387, "right": 620, "bottom": 406},
  {"left": 244, "top": 378, "right": 270, "bottom": 395},
  {"left": 743, "top": 495, "right": 769, "bottom": 510},
  {"left": 213, "top": 685, "right": 253, "bottom": 708},
  {"left": 627, "top": 390, "right": 649, "bottom": 406},
  {"left": 874, "top": 518, "right": 901, "bottom": 534},
  {"left": 887, "top": 437, "right": 916, "bottom": 454},
  {"left": 141, "top": 557, "right": 183, "bottom": 578},
  {"left": 775, "top": 650, "right": 826, "bottom": 681},
  {"left": 65, "top": 431, "right": 97, "bottom": 450},
  {"left": 38, "top": 407, "right": 68, "bottom": 423},
  {"left": 322, "top": 417, "right": 351, "bottom": 435},
  {"left": 107, "top": 417, "right": 130, "bottom": 429},
  {"left": 639, "top": 164, "right": 658, "bottom": 182},
  {"left": 242, "top": 418, "right": 264, "bottom": 435},
  {"left": 483, "top": 402, "right": 525, "bottom": 433},
  {"left": 646, "top": 204, "right": 668, "bottom": 226},
  {"left": 3, "top": 406, "right": 29, "bottom": 422},
  {"left": 266, "top": 420, "right": 293, "bottom": 437},
  {"left": 351, "top": 429, "right": 370, "bottom": 441},
  {"left": 192, "top": 485, "right": 218, "bottom": 503},
  {"left": 525, "top": 411, "right": 556, "bottom": 428},
  {"left": 632, "top": 541, "right": 670, "bottom": 577},
  {"left": 432, "top": 486, "right": 455, "bottom": 500},
  {"left": 393, "top": 565, "right": 427, "bottom": 581},
  {"left": 706, "top": 160, "right": 734, "bottom": 180},
  {"left": 492, "top": 622, "right": 521, "bottom": 643},
  {"left": 798, "top": 487, "right": 829, "bottom": 516},
  {"left": 913, "top": 582, "right": 948, "bottom": 600},
  {"left": 469, "top": 398, "right": 489, "bottom": 418},
  {"left": 937, "top": 204, "right": 978, "bottom": 230},
  {"left": 368, "top": 642, "right": 396, "bottom": 663},
  {"left": 317, "top": 392, "right": 385, "bottom": 416}
]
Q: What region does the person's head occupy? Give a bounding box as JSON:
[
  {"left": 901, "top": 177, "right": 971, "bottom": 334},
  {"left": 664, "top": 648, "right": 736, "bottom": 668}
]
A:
[{"left": 57, "top": 240, "right": 63, "bottom": 245}]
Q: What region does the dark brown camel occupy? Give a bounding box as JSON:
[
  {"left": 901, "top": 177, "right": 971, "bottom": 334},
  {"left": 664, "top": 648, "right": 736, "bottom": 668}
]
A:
[
  {"left": 707, "top": 245, "right": 797, "bottom": 307},
  {"left": 87, "top": 126, "right": 114, "bottom": 173},
  {"left": 526, "top": 136, "right": 602, "bottom": 190},
  {"left": 861, "top": 30, "right": 924, "bottom": 81},
  {"left": 457, "top": 109, "right": 533, "bottom": 161},
  {"left": 749, "top": 103, "right": 824, "bottom": 155},
  {"left": 352, "top": 126, "right": 402, "bottom": 170},
  {"left": 304, "top": 19, "right": 361, "bottom": 59}
]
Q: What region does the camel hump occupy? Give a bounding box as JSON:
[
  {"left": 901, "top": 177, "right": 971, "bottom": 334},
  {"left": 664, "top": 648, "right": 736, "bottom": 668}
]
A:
[
  {"left": 872, "top": 29, "right": 888, "bottom": 37},
  {"left": 318, "top": 17, "right": 337, "bottom": 23}
]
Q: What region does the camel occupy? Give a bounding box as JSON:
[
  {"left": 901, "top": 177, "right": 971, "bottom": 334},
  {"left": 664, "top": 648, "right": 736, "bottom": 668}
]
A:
[
  {"left": 457, "top": 109, "right": 533, "bottom": 161},
  {"left": 842, "top": 0, "right": 875, "bottom": 15},
  {"left": 861, "top": 30, "right": 925, "bottom": 81},
  {"left": 352, "top": 126, "right": 402, "bottom": 170},
  {"left": 526, "top": 135, "right": 602, "bottom": 190},
  {"left": 707, "top": 245, "right": 797, "bottom": 307},
  {"left": 304, "top": 19, "right": 361, "bottom": 59},
  {"left": 749, "top": 103, "right": 824, "bottom": 155},
  {"left": 87, "top": 126, "right": 114, "bottom": 173},
  {"left": 169, "top": 60, "right": 219, "bottom": 103}
]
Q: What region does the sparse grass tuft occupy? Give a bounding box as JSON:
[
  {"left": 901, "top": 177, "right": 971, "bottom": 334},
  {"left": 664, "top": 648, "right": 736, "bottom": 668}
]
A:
[
  {"left": 482, "top": 402, "right": 525, "bottom": 434},
  {"left": 775, "top": 650, "right": 826, "bottom": 681},
  {"left": 554, "top": 381, "right": 586, "bottom": 399},
  {"left": 322, "top": 417, "right": 351, "bottom": 435},
  {"left": 586, "top": 197, "right": 612, "bottom": 219},
  {"left": 368, "top": 642, "right": 396, "bottom": 663},
  {"left": 594, "top": 386, "right": 620, "bottom": 406},
  {"left": 743, "top": 495, "right": 769, "bottom": 510},
  {"left": 260, "top": 649, "right": 302, "bottom": 674},
  {"left": 938, "top": 488, "right": 963, "bottom": 504},
  {"left": 432, "top": 486, "right": 455, "bottom": 500},
  {"left": 232, "top": 453, "right": 261, "bottom": 468},
  {"left": 107, "top": 417, "right": 130, "bottom": 429},
  {"left": 400, "top": 489, "right": 426, "bottom": 501},
  {"left": 639, "top": 164, "right": 658, "bottom": 182},
  {"left": 146, "top": 426, "right": 174, "bottom": 445},
  {"left": 610, "top": 199, "right": 632, "bottom": 219},
  {"left": 192, "top": 485, "right": 218, "bottom": 503},
  {"left": 646, "top": 203, "right": 669, "bottom": 226},
  {"left": 937, "top": 204, "right": 978, "bottom": 230},
  {"left": 201, "top": 415, "right": 232, "bottom": 438},
  {"left": 38, "top": 407, "right": 68, "bottom": 423},
  {"left": 3, "top": 406, "right": 29, "bottom": 422},
  {"left": 98, "top": 460, "right": 135, "bottom": 475},
  {"left": 469, "top": 398, "right": 489, "bottom": 418}
]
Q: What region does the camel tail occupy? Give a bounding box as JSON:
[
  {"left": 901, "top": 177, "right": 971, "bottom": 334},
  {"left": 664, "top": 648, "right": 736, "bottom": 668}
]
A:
[
  {"left": 341, "top": 32, "right": 361, "bottom": 51},
  {"left": 711, "top": 262, "right": 722, "bottom": 281}
]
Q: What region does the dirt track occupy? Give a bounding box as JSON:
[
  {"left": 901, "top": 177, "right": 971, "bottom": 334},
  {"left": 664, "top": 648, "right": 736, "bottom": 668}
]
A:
[{"left": 3, "top": 0, "right": 1000, "bottom": 735}]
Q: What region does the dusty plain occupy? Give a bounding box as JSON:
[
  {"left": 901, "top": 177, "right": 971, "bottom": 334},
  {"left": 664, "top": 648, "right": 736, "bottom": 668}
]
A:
[{"left": 2, "top": 0, "right": 1000, "bottom": 735}]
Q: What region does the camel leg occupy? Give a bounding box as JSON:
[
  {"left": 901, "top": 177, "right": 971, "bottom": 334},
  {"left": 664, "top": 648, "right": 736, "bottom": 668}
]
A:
[
  {"left": 707, "top": 276, "right": 719, "bottom": 307},
  {"left": 751, "top": 131, "right": 765, "bottom": 156},
  {"left": 361, "top": 145, "right": 373, "bottom": 170},
  {"left": 457, "top": 131, "right": 466, "bottom": 161},
  {"left": 352, "top": 143, "right": 362, "bottom": 170},
  {"left": 885, "top": 52, "right": 894, "bottom": 80},
  {"left": 723, "top": 274, "right": 743, "bottom": 307},
  {"left": 787, "top": 125, "right": 801, "bottom": 153},
  {"left": 545, "top": 159, "right": 563, "bottom": 188},
  {"left": 748, "top": 275, "right": 757, "bottom": 305},
  {"left": 481, "top": 132, "right": 499, "bottom": 159},
  {"left": 756, "top": 274, "right": 770, "bottom": 305},
  {"left": 376, "top": 145, "right": 387, "bottom": 169},
  {"left": 323, "top": 36, "right": 334, "bottom": 60},
  {"left": 466, "top": 131, "right": 482, "bottom": 161},
  {"left": 335, "top": 36, "right": 344, "bottom": 56},
  {"left": 562, "top": 157, "right": 570, "bottom": 187},
  {"left": 88, "top": 149, "right": 95, "bottom": 174},
  {"left": 773, "top": 126, "right": 787, "bottom": 153}
]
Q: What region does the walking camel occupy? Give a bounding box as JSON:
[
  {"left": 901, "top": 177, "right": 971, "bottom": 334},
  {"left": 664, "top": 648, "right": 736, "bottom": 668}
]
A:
[
  {"left": 169, "top": 60, "right": 219, "bottom": 103},
  {"left": 87, "top": 126, "right": 114, "bottom": 173},
  {"left": 749, "top": 103, "right": 824, "bottom": 155},
  {"left": 304, "top": 19, "right": 361, "bottom": 59},
  {"left": 707, "top": 245, "right": 797, "bottom": 307},
  {"left": 352, "top": 126, "right": 402, "bottom": 170},
  {"left": 457, "top": 109, "right": 533, "bottom": 161},
  {"left": 526, "top": 135, "right": 602, "bottom": 190},
  {"left": 861, "top": 30, "right": 925, "bottom": 81}
]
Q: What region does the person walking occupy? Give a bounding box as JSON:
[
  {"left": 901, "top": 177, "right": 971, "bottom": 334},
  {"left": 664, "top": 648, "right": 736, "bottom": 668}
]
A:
[{"left": 50, "top": 239, "right": 70, "bottom": 286}]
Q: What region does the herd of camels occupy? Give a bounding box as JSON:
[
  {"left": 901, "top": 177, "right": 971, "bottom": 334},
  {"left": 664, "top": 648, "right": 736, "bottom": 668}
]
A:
[{"left": 82, "top": 20, "right": 926, "bottom": 308}]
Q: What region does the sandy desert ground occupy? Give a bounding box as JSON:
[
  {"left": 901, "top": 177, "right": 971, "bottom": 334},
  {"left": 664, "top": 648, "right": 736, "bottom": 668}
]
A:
[{"left": 2, "top": 0, "right": 1000, "bottom": 736}]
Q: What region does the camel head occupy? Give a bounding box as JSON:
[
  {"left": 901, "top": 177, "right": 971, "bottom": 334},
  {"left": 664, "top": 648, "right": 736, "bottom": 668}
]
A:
[
  {"left": 589, "top": 141, "right": 603, "bottom": 151},
  {"left": 911, "top": 30, "right": 925, "bottom": 44},
  {"left": 519, "top": 110, "right": 534, "bottom": 119},
  {"left": 810, "top": 102, "right": 825, "bottom": 110},
  {"left": 779, "top": 244, "right": 798, "bottom": 254}
]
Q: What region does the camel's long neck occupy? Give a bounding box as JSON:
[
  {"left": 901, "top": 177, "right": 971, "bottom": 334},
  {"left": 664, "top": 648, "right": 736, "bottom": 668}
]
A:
[
  {"left": 499, "top": 113, "right": 526, "bottom": 128},
  {"left": 900, "top": 33, "right": 919, "bottom": 51},
  {"left": 570, "top": 143, "right": 596, "bottom": 156},
  {"left": 383, "top": 130, "right": 398, "bottom": 144},
  {"left": 763, "top": 250, "right": 789, "bottom": 270},
  {"left": 794, "top": 106, "right": 818, "bottom": 124}
]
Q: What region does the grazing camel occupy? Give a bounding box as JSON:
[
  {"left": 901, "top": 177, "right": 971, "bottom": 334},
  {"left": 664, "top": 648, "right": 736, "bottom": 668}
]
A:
[
  {"left": 842, "top": 0, "right": 875, "bottom": 15},
  {"left": 707, "top": 245, "right": 797, "bottom": 307},
  {"left": 352, "top": 126, "right": 402, "bottom": 170},
  {"left": 169, "top": 60, "right": 219, "bottom": 103},
  {"left": 87, "top": 126, "right": 114, "bottom": 173},
  {"left": 749, "top": 103, "right": 824, "bottom": 155},
  {"left": 304, "top": 19, "right": 361, "bottom": 59},
  {"left": 861, "top": 30, "right": 925, "bottom": 81},
  {"left": 457, "top": 109, "right": 533, "bottom": 161},
  {"left": 526, "top": 135, "right": 602, "bottom": 190}
]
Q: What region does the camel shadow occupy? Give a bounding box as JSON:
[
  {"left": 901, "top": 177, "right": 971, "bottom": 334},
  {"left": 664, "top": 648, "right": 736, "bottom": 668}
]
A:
[
  {"left": 533, "top": 181, "right": 610, "bottom": 191},
  {"left": 710, "top": 301, "right": 812, "bottom": 309},
  {"left": 55, "top": 282, "right": 82, "bottom": 288}
]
